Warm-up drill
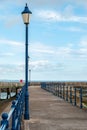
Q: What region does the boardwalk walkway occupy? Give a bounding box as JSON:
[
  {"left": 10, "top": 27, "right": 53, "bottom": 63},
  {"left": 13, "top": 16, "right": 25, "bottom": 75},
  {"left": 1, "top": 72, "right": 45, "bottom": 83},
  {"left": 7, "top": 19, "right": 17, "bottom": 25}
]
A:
[{"left": 24, "top": 85, "right": 87, "bottom": 130}]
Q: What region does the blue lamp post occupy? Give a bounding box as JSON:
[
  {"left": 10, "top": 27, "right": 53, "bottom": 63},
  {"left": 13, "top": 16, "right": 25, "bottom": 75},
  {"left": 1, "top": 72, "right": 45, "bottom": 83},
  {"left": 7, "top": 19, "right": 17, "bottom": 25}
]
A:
[{"left": 21, "top": 3, "right": 32, "bottom": 120}]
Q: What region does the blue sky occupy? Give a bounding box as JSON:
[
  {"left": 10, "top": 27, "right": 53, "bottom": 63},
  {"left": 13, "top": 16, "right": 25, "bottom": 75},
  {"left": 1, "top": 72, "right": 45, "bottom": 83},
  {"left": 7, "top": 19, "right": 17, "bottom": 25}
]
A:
[{"left": 0, "top": 0, "right": 87, "bottom": 81}]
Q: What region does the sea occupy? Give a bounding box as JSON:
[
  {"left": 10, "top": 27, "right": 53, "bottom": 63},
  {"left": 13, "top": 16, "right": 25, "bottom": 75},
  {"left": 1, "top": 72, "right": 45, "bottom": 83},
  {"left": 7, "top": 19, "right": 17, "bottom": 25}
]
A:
[
  {"left": 0, "top": 80, "right": 18, "bottom": 99},
  {"left": 0, "top": 92, "right": 16, "bottom": 99}
]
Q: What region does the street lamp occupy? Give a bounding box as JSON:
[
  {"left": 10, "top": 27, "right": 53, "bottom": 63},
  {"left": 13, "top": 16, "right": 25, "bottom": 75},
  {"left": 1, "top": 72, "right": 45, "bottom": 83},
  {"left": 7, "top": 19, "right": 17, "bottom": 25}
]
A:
[{"left": 21, "top": 3, "right": 32, "bottom": 120}]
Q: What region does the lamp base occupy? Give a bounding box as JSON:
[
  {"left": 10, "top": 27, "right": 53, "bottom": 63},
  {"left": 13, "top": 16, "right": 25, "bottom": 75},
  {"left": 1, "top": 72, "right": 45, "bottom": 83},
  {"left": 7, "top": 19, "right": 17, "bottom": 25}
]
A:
[{"left": 24, "top": 113, "right": 30, "bottom": 120}]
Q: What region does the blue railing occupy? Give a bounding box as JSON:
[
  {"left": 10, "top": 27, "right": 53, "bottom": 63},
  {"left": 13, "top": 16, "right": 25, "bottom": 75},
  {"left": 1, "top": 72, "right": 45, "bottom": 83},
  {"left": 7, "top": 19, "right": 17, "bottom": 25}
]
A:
[
  {"left": 0, "top": 85, "right": 25, "bottom": 130},
  {"left": 41, "top": 82, "right": 87, "bottom": 109}
]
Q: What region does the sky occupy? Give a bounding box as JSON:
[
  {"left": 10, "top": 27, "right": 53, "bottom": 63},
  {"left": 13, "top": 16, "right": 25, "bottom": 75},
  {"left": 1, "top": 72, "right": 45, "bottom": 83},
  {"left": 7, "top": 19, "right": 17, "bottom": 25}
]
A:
[{"left": 0, "top": 0, "right": 87, "bottom": 81}]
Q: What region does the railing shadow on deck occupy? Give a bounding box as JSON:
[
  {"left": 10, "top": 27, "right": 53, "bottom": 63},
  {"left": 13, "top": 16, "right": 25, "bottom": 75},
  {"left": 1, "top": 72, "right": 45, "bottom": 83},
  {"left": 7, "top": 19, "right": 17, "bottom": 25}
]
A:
[
  {"left": 0, "top": 85, "right": 25, "bottom": 130},
  {"left": 41, "top": 82, "right": 87, "bottom": 110}
]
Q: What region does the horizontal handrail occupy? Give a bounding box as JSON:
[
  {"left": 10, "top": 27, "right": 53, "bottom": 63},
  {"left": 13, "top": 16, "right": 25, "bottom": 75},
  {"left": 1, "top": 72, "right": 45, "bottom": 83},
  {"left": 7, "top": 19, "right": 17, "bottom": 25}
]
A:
[{"left": 41, "top": 82, "right": 87, "bottom": 109}]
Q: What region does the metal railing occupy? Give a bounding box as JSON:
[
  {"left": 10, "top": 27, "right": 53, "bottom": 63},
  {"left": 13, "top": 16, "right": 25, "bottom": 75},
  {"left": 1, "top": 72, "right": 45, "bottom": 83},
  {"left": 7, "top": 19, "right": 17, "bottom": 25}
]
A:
[
  {"left": 41, "top": 82, "right": 87, "bottom": 109},
  {"left": 0, "top": 85, "right": 25, "bottom": 130}
]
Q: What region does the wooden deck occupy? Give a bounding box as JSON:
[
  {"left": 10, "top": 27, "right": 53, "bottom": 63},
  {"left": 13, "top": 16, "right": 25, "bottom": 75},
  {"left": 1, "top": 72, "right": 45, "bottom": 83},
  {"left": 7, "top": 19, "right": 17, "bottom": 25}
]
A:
[{"left": 23, "top": 85, "right": 87, "bottom": 130}]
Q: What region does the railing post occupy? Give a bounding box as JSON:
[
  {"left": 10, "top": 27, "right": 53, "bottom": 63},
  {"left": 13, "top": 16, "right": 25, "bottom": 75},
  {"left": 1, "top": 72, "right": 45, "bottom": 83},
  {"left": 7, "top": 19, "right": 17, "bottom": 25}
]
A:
[
  {"left": 46, "top": 83, "right": 48, "bottom": 91},
  {"left": 66, "top": 86, "right": 68, "bottom": 101},
  {"left": 54, "top": 84, "right": 56, "bottom": 96},
  {"left": 49, "top": 84, "right": 50, "bottom": 92},
  {"left": 11, "top": 100, "right": 16, "bottom": 130},
  {"left": 48, "top": 83, "right": 50, "bottom": 91},
  {"left": 58, "top": 83, "right": 59, "bottom": 97},
  {"left": 59, "top": 83, "right": 60, "bottom": 97},
  {"left": 52, "top": 84, "right": 53, "bottom": 94},
  {"left": 70, "top": 86, "right": 72, "bottom": 104},
  {"left": 56, "top": 84, "right": 58, "bottom": 97},
  {"left": 55, "top": 84, "right": 57, "bottom": 96},
  {"left": 17, "top": 93, "right": 21, "bottom": 130},
  {"left": 21, "top": 87, "right": 25, "bottom": 115},
  {"left": 1, "top": 113, "right": 9, "bottom": 130},
  {"left": 15, "top": 95, "right": 19, "bottom": 119},
  {"left": 60, "top": 83, "right": 62, "bottom": 98},
  {"left": 52, "top": 83, "right": 54, "bottom": 95},
  {"left": 80, "top": 87, "right": 82, "bottom": 109},
  {"left": 63, "top": 83, "right": 65, "bottom": 99},
  {"left": 74, "top": 87, "right": 76, "bottom": 106},
  {"left": 49, "top": 84, "right": 51, "bottom": 92},
  {"left": 51, "top": 84, "right": 53, "bottom": 93},
  {"left": 47, "top": 84, "right": 49, "bottom": 92}
]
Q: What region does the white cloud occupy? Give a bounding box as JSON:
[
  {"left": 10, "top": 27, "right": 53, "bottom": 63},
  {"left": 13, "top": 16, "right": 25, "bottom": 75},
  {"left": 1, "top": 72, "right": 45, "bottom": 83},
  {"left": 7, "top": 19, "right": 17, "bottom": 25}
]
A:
[
  {"left": 30, "top": 42, "right": 54, "bottom": 54},
  {"left": 37, "top": 10, "right": 63, "bottom": 22},
  {"left": 5, "top": 15, "right": 21, "bottom": 27},
  {"left": 56, "top": 47, "right": 72, "bottom": 56},
  {"left": 73, "top": 0, "right": 87, "bottom": 7},
  {"left": 29, "top": 0, "right": 87, "bottom": 9},
  {"left": 30, "top": 42, "right": 73, "bottom": 61},
  {"left": 59, "top": 26, "right": 84, "bottom": 32},
  {"left": 37, "top": 10, "right": 87, "bottom": 23},
  {"left": 29, "top": 60, "right": 65, "bottom": 72},
  {"left": 66, "top": 27, "right": 83, "bottom": 32},
  {"left": 0, "top": 39, "right": 23, "bottom": 46},
  {"left": 0, "top": 39, "right": 24, "bottom": 61},
  {"left": 80, "top": 40, "right": 87, "bottom": 47},
  {"left": 0, "top": 64, "right": 25, "bottom": 80},
  {"left": 0, "top": 39, "right": 87, "bottom": 80},
  {"left": 30, "top": 60, "right": 49, "bottom": 70},
  {"left": 0, "top": 52, "right": 14, "bottom": 57},
  {"left": 63, "top": 5, "right": 74, "bottom": 17},
  {"left": 30, "top": 40, "right": 87, "bottom": 62},
  {"left": 1, "top": 0, "right": 87, "bottom": 11},
  {"left": 0, "top": 0, "right": 87, "bottom": 81}
]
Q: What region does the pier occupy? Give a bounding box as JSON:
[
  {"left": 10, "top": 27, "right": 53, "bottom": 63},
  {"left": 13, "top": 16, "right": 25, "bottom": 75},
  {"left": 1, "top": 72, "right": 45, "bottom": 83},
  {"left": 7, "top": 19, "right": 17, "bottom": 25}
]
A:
[
  {"left": 1, "top": 82, "right": 87, "bottom": 130},
  {"left": 25, "top": 84, "right": 87, "bottom": 130}
]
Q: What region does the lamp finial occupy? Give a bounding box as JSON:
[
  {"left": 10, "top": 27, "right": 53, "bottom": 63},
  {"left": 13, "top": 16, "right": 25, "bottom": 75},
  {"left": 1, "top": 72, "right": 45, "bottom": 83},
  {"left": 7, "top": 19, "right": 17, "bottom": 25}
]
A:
[{"left": 26, "top": 3, "right": 27, "bottom": 7}]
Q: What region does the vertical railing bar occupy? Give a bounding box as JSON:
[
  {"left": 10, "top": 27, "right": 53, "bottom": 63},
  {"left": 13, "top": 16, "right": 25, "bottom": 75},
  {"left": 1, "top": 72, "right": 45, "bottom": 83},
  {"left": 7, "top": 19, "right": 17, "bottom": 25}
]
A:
[
  {"left": 70, "top": 86, "right": 72, "bottom": 104},
  {"left": 80, "top": 87, "right": 82, "bottom": 109},
  {"left": 74, "top": 87, "right": 76, "bottom": 106}
]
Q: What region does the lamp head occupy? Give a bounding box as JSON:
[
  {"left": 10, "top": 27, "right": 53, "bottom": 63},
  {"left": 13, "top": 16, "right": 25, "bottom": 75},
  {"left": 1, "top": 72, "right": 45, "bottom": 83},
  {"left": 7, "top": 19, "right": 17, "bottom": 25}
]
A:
[{"left": 22, "top": 3, "right": 32, "bottom": 24}]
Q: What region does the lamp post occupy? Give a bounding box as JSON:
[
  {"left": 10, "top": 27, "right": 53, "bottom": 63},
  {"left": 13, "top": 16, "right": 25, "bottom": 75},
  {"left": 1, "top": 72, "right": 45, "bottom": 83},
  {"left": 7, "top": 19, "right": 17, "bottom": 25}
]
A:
[
  {"left": 28, "top": 56, "right": 31, "bottom": 83},
  {"left": 29, "top": 69, "right": 31, "bottom": 82},
  {"left": 21, "top": 3, "right": 32, "bottom": 120}
]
